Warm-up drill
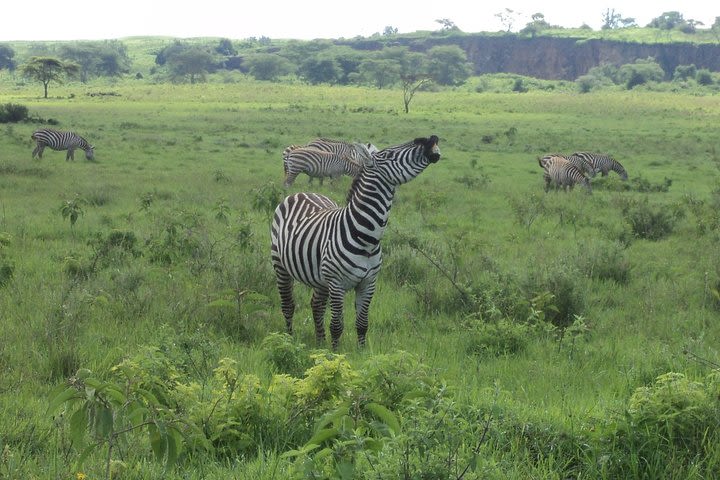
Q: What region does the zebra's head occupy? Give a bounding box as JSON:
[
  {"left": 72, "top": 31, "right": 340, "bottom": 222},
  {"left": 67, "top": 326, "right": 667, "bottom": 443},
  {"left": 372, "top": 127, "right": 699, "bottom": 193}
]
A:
[
  {"left": 420, "top": 136, "right": 441, "bottom": 163},
  {"left": 85, "top": 145, "right": 95, "bottom": 161}
]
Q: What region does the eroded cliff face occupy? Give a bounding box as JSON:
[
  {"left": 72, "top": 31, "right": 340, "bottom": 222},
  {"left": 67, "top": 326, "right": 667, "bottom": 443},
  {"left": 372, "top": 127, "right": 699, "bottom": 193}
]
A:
[
  {"left": 343, "top": 35, "right": 720, "bottom": 81},
  {"left": 456, "top": 36, "right": 720, "bottom": 80}
]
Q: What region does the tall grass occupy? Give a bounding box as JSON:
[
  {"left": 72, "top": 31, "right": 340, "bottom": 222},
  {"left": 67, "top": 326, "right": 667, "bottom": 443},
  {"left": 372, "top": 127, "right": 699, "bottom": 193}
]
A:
[{"left": 1, "top": 75, "right": 719, "bottom": 478}]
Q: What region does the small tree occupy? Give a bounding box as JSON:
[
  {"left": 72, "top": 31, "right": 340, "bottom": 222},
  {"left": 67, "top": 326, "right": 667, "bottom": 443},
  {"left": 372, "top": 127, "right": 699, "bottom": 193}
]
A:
[
  {"left": 426, "top": 45, "right": 472, "bottom": 86},
  {"left": 167, "top": 48, "right": 215, "bottom": 84},
  {"left": 0, "top": 44, "right": 16, "bottom": 71},
  {"left": 20, "top": 57, "right": 79, "bottom": 98},
  {"left": 244, "top": 53, "right": 293, "bottom": 81}
]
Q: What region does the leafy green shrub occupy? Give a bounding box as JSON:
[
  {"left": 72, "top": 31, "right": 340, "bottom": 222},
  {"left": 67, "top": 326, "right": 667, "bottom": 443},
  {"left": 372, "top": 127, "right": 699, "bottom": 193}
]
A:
[
  {"left": 0, "top": 103, "right": 29, "bottom": 123},
  {"left": 261, "top": 333, "right": 312, "bottom": 377},
  {"left": 576, "top": 239, "right": 630, "bottom": 284},
  {"left": 606, "top": 372, "right": 720, "bottom": 476},
  {"left": 465, "top": 319, "right": 531, "bottom": 356},
  {"left": 622, "top": 198, "right": 676, "bottom": 240},
  {"left": 523, "top": 265, "right": 584, "bottom": 329}
]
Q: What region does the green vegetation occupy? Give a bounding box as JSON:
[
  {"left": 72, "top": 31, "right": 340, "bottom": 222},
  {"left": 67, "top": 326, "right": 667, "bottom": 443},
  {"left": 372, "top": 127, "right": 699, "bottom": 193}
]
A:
[{"left": 0, "top": 37, "right": 720, "bottom": 478}]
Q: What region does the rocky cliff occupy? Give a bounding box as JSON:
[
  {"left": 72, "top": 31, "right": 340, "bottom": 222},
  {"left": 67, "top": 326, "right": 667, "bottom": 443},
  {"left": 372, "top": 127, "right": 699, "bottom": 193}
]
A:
[{"left": 344, "top": 34, "right": 720, "bottom": 81}]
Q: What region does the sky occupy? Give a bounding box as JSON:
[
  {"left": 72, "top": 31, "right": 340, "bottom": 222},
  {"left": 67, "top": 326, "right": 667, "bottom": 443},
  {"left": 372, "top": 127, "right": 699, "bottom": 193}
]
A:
[{"left": 1, "top": 1, "right": 717, "bottom": 42}]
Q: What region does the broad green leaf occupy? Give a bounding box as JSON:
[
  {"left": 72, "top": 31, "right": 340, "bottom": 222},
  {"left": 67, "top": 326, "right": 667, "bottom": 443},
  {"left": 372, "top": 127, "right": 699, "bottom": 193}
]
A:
[
  {"left": 306, "top": 427, "right": 339, "bottom": 447},
  {"left": 94, "top": 405, "right": 114, "bottom": 438},
  {"left": 149, "top": 423, "right": 167, "bottom": 461},
  {"left": 336, "top": 461, "right": 355, "bottom": 480},
  {"left": 69, "top": 407, "right": 88, "bottom": 447},
  {"left": 366, "top": 403, "right": 401, "bottom": 435},
  {"left": 47, "top": 386, "right": 80, "bottom": 414},
  {"left": 206, "top": 299, "right": 236, "bottom": 309}
]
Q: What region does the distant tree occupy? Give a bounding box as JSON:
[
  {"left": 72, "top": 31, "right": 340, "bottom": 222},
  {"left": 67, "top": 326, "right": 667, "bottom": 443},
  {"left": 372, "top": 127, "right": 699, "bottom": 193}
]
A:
[
  {"left": 495, "top": 8, "right": 519, "bottom": 33},
  {"left": 298, "top": 56, "right": 341, "bottom": 84},
  {"left": 244, "top": 53, "right": 293, "bottom": 81},
  {"left": 59, "top": 41, "right": 131, "bottom": 82},
  {"left": 167, "top": 48, "right": 215, "bottom": 83},
  {"left": 0, "top": 44, "right": 16, "bottom": 71},
  {"left": 647, "top": 11, "right": 684, "bottom": 30},
  {"left": 398, "top": 50, "right": 431, "bottom": 113},
  {"left": 696, "top": 69, "right": 714, "bottom": 86},
  {"left": 426, "top": 45, "right": 472, "bottom": 86},
  {"left": 673, "top": 64, "right": 697, "bottom": 81},
  {"left": 602, "top": 9, "right": 637, "bottom": 29},
  {"left": 383, "top": 26, "right": 398, "bottom": 36},
  {"left": 215, "top": 38, "right": 237, "bottom": 56},
  {"left": 712, "top": 17, "right": 720, "bottom": 42},
  {"left": 520, "top": 13, "right": 552, "bottom": 37},
  {"left": 435, "top": 18, "right": 460, "bottom": 32},
  {"left": 357, "top": 58, "right": 400, "bottom": 88},
  {"left": 618, "top": 57, "right": 664, "bottom": 89},
  {"left": 20, "top": 57, "right": 79, "bottom": 98}
]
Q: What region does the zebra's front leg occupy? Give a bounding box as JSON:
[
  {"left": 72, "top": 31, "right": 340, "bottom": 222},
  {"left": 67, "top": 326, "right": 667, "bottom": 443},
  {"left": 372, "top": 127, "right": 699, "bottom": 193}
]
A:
[
  {"left": 354, "top": 278, "right": 376, "bottom": 348},
  {"left": 311, "top": 287, "right": 329, "bottom": 344},
  {"left": 273, "top": 266, "right": 296, "bottom": 335},
  {"left": 328, "top": 285, "right": 346, "bottom": 350},
  {"left": 66, "top": 148, "right": 75, "bottom": 161}
]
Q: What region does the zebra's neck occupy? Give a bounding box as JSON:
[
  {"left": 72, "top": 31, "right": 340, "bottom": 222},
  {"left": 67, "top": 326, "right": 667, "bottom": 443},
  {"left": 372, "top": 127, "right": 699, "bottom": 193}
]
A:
[{"left": 343, "top": 170, "right": 396, "bottom": 249}]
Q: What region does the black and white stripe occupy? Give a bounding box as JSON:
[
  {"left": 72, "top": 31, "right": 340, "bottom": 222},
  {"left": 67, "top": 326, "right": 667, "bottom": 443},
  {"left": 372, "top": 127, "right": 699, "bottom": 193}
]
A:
[
  {"left": 571, "top": 152, "right": 627, "bottom": 180},
  {"left": 31, "top": 129, "right": 94, "bottom": 161},
  {"left": 282, "top": 146, "right": 365, "bottom": 188},
  {"left": 539, "top": 155, "right": 591, "bottom": 192},
  {"left": 271, "top": 135, "right": 441, "bottom": 349},
  {"left": 306, "top": 138, "right": 379, "bottom": 164}
]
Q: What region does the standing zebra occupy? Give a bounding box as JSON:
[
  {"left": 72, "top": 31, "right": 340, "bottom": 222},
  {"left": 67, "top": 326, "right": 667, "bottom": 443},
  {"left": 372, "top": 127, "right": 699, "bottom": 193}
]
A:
[
  {"left": 271, "top": 135, "right": 441, "bottom": 349},
  {"left": 539, "top": 154, "right": 591, "bottom": 192},
  {"left": 282, "top": 146, "right": 366, "bottom": 188},
  {"left": 31, "top": 129, "right": 95, "bottom": 161},
  {"left": 571, "top": 152, "right": 627, "bottom": 180},
  {"left": 306, "top": 138, "right": 379, "bottom": 163}
]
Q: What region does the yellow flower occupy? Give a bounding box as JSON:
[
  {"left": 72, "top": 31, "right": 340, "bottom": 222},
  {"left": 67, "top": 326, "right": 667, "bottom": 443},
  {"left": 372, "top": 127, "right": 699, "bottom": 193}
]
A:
[{"left": 76, "top": 473, "right": 87, "bottom": 480}]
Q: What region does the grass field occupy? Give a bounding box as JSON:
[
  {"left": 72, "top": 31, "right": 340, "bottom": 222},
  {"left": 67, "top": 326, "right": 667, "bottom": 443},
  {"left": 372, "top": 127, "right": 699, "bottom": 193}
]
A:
[{"left": 1, "top": 75, "right": 720, "bottom": 479}]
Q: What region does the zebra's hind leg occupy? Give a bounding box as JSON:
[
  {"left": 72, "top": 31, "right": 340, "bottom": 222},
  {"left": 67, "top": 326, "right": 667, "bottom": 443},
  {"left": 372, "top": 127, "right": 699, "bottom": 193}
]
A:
[
  {"left": 32, "top": 144, "right": 44, "bottom": 159},
  {"left": 328, "top": 285, "right": 346, "bottom": 350},
  {"left": 273, "top": 265, "right": 296, "bottom": 335},
  {"left": 311, "top": 287, "right": 329, "bottom": 344}
]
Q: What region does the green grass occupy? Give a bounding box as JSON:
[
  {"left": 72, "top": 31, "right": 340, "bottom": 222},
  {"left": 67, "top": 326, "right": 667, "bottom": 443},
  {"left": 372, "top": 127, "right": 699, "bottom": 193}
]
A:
[{"left": 1, "top": 76, "right": 720, "bottom": 478}]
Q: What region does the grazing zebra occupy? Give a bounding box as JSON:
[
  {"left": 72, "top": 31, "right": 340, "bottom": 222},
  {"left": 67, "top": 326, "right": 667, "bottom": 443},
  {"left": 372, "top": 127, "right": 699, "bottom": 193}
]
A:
[
  {"left": 306, "top": 138, "right": 379, "bottom": 163},
  {"left": 571, "top": 152, "right": 628, "bottom": 180},
  {"left": 271, "top": 135, "right": 441, "bottom": 349},
  {"left": 282, "top": 146, "right": 365, "bottom": 188},
  {"left": 539, "top": 154, "right": 591, "bottom": 192},
  {"left": 31, "top": 129, "right": 95, "bottom": 161}
]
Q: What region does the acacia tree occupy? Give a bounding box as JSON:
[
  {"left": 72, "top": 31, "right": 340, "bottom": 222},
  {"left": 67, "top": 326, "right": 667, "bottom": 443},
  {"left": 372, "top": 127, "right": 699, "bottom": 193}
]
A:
[{"left": 20, "top": 57, "right": 79, "bottom": 98}]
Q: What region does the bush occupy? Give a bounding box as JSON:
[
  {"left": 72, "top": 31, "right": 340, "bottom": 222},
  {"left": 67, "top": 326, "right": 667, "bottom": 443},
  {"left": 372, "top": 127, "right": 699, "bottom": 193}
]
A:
[
  {"left": 523, "top": 264, "right": 584, "bottom": 329},
  {"left": 606, "top": 372, "right": 720, "bottom": 476},
  {"left": 0, "top": 103, "right": 29, "bottom": 123},
  {"left": 465, "top": 318, "right": 531, "bottom": 356},
  {"left": 577, "top": 239, "right": 630, "bottom": 284},
  {"left": 622, "top": 199, "right": 676, "bottom": 240},
  {"left": 260, "top": 333, "right": 311, "bottom": 377}
]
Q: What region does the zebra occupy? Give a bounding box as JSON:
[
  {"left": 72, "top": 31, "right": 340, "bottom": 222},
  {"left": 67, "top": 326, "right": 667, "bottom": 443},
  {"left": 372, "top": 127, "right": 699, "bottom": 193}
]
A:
[
  {"left": 31, "top": 129, "right": 95, "bottom": 161},
  {"left": 571, "top": 152, "right": 627, "bottom": 180},
  {"left": 306, "top": 138, "right": 379, "bottom": 164},
  {"left": 539, "top": 154, "right": 591, "bottom": 192},
  {"left": 282, "top": 146, "right": 365, "bottom": 188},
  {"left": 271, "top": 135, "right": 441, "bottom": 349}
]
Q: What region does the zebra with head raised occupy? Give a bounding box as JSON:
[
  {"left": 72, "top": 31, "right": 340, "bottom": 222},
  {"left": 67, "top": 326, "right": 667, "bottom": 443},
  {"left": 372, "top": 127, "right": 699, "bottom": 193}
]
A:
[
  {"left": 282, "top": 146, "right": 368, "bottom": 188},
  {"left": 271, "top": 135, "right": 441, "bottom": 349},
  {"left": 31, "top": 128, "right": 95, "bottom": 161},
  {"left": 571, "top": 152, "right": 627, "bottom": 180},
  {"left": 539, "top": 154, "right": 591, "bottom": 192}
]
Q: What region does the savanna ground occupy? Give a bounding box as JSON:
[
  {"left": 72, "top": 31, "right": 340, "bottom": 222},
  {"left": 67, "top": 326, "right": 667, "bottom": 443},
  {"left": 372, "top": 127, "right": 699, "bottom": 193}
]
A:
[{"left": 1, "top": 73, "right": 720, "bottom": 479}]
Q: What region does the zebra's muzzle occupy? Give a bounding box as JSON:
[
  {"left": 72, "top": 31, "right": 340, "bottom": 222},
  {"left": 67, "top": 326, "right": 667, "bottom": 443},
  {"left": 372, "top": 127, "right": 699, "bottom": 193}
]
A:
[{"left": 428, "top": 152, "right": 441, "bottom": 163}]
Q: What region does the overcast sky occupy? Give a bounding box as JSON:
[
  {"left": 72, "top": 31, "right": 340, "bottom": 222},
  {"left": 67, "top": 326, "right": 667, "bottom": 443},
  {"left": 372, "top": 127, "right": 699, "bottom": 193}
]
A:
[{"left": 1, "top": 1, "right": 717, "bottom": 42}]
